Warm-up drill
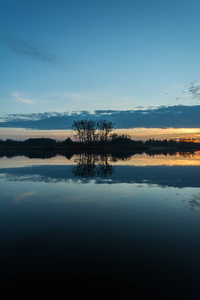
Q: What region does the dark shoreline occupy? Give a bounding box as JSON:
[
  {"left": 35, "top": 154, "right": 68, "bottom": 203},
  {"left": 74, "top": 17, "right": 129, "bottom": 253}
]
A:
[
  {"left": 1, "top": 144, "right": 199, "bottom": 160},
  {"left": 1, "top": 137, "right": 200, "bottom": 159}
]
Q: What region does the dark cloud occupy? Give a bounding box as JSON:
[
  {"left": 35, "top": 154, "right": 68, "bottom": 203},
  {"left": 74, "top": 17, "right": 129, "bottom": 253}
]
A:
[
  {"left": 0, "top": 105, "right": 200, "bottom": 129},
  {"left": 4, "top": 35, "right": 59, "bottom": 63},
  {"left": 188, "top": 82, "right": 200, "bottom": 100}
]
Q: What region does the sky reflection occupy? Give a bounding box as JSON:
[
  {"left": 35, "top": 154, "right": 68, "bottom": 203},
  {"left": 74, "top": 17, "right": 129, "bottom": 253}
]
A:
[
  {"left": 0, "top": 153, "right": 200, "bottom": 297},
  {"left": 0, "top": 151, "right": 200, "bottom": 168}
]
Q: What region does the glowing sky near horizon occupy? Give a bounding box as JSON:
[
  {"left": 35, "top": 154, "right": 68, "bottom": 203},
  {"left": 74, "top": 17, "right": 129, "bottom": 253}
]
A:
[
  {"left": 0, "top": 0, "right": 200, "bottom": 138},
  {"left": 1, "top": 127, "right": 200, "bottom": 142}
]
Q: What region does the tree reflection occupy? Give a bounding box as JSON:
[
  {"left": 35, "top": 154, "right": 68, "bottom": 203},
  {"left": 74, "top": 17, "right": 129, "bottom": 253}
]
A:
[{"left": 72, "top": 154, "right": 114, "bottom": 178}]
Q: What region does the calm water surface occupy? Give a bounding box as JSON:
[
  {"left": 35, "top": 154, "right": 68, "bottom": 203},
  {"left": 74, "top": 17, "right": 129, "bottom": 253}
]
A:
[{"left": 0, "top": 152, "right": 200, "bottom": 298}]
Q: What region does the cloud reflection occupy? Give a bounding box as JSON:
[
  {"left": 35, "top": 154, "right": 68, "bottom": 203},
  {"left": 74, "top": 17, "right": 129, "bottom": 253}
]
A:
[
  {"left": 1, "top": 164, "right": 200, "bottom": 189},
  {"left": 14, "top": 191, "right": 36, "bottom": 204}
]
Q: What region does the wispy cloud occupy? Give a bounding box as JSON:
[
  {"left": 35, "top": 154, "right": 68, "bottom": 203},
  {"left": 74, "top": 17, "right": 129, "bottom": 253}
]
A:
[
  {"left": 188, "top": 82, "right": 200, "bottom": 100},
  {"left": 12, "top": 91, "right": 36, "bottom": 104},
  {"left": 4, "top": 35, "right": 59, "bottom": 63},
  {"left": 47, "top": 91, "right": 136, "bottom": 111}
]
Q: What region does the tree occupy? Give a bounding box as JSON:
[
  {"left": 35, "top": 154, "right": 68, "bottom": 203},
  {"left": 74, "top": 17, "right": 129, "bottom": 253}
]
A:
[
  {"left": 71, "top": 119, "right": 114, "bottom": 143},
  {"left": 64, "top": 137, "right": 73, "bottom": 144},
  {"left": 110, "top": 133, "right": 132, "bottom": 144},
  {"left": 97, "top": 119, "right": 114, "bottom": 142},
  {"left": 72, "top": 119, "right": 97, "bottom": 143}
]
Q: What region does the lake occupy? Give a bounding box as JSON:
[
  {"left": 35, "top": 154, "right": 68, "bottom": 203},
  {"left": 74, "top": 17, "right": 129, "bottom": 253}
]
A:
[{"left": 0, "top": 152, "right": 200, "bottom": 298}]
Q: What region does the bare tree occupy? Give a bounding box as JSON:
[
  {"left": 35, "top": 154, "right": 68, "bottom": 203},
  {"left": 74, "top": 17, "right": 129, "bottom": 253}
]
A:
[
  {"left": 97, "top": 119, "right": 114, "bottom": 142},
  {"left": 72, "top": 119, "right": 97, "bottom": 143},
  {"left": 72, "top": 119, "right": 114, "bottom": 143}
]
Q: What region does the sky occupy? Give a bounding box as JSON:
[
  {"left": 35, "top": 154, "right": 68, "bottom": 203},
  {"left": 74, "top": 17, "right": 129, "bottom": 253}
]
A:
[{"left": 0, "top": 0, "right": 200, "bottom": 140}]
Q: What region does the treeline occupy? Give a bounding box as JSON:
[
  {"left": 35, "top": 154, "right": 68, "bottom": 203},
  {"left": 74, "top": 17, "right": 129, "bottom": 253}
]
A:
[
  {"left": 0, "top": 138, "right": 57, "bottom": 148},
  {"left": 0, "top": 136, "right": 199, "bottom": 149},
  {"left": 144, "top": 138, "right": 200, "bottom": 148},
  {"left": 0, "top": 119, "right": 199, "bottom": 150}
]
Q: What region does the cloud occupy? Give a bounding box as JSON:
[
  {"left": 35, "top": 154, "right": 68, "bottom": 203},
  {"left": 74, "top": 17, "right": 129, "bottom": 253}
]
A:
[
  {"left": 188, "top": 82, "right": 200, "bottom": 100},
  {"left": 12, "top": 91, "right": 36, "bottom": 104},
  {"left": 46, "top": 91, "right": 136, "bottom": 112},
  {"left": 4, "top": 35, "right": 59, "bottom": 63},
  {"left": 14, "top": 191, "right": 36, "bottom": 204},
  {"left": 0, "top": 105, "right": 200, "bottom": 129}
]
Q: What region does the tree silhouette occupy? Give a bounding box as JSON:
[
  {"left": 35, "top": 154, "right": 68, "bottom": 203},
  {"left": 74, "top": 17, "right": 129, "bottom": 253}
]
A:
[
  {"left": 97, "top": 119, "right": 114, "bottom": 142},
  {"left": 71, "top": 119, "right": 114, "bottom": 143}
]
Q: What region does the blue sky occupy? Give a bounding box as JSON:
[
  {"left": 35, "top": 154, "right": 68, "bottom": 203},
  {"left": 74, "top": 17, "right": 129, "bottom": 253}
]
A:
[{"left": 0, "top": 0, "right": 200, "bottom": 128}]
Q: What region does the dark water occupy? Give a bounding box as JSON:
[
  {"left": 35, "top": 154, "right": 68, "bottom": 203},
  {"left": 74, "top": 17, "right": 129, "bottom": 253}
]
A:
[{"left": 0, "top": 153, "right": 200, "bottom": 298}]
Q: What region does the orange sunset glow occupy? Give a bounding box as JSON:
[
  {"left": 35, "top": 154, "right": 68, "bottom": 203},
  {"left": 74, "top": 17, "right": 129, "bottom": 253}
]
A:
[{"left": 1, "top": 127, "right": 200, "bottom": 142}]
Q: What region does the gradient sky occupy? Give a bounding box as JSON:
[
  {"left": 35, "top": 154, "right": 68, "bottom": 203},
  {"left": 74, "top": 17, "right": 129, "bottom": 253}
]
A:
[{"left": 0, "top": 0, "right": 200, "bottom": 138}]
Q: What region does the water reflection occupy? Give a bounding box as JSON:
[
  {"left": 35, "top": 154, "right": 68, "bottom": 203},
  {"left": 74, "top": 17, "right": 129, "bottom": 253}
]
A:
[
  {"left": 187, "top": 193, "right": 200, "bottom": 210},
  {"left": 0, "top": 149, "right": 199, "bottom": 159},
  {"left": 0, "top": 162, "right": 200, "bottom": 189},
  {"left": 72, "top": 154, "right": 114, "bottom": 178},
  {"left": 0, "top": 153, "right": 200, "bottom": 297},
  {"left": 14, "top": 191, "right": 36, "bottom": 204},
  {"left": 1, "top": 150, "right": 200, "bottom": 168}
]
